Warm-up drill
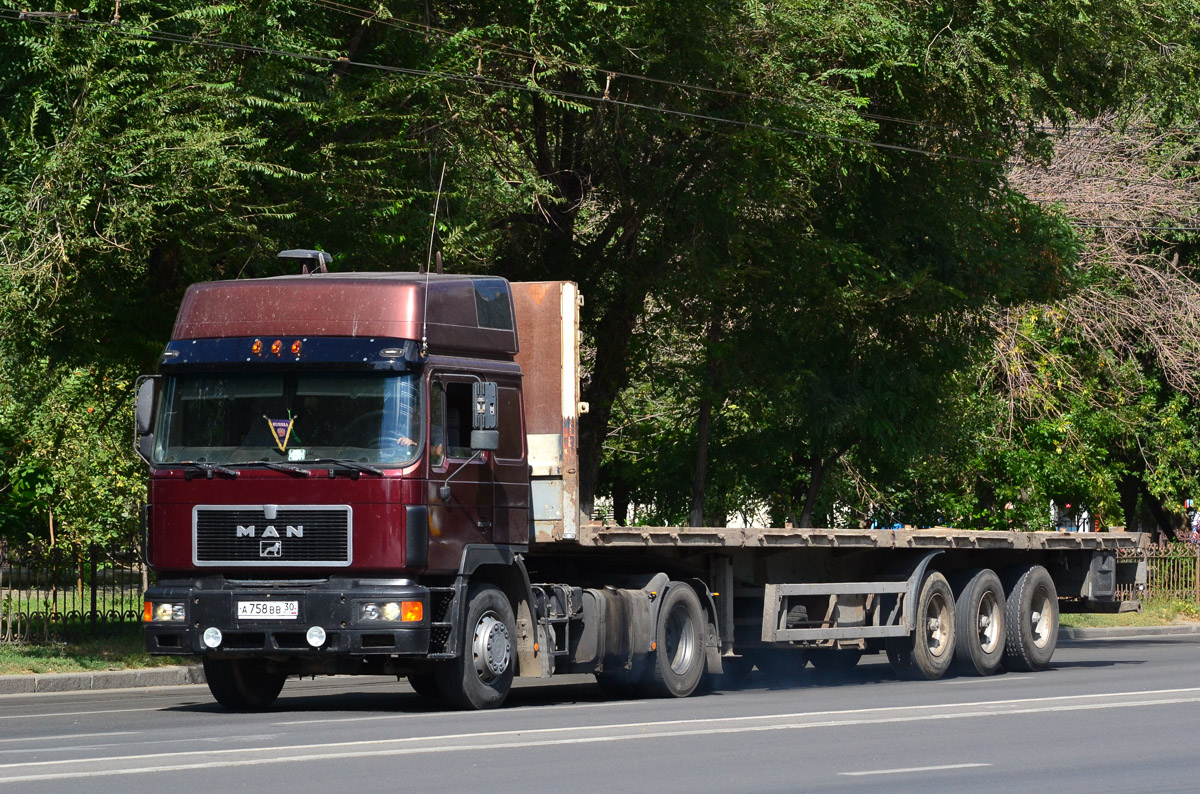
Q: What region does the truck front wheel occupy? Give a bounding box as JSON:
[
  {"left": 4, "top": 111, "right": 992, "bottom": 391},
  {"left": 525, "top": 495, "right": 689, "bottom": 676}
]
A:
[
  {"left": 437, "top": 584, "right": 516, "bottom": 709},
  {"left": 203, "top": 657, "right": 286, "bottom": 711},
  {"left": 647, "top": 584, "right": 706, "bottom": 698}
]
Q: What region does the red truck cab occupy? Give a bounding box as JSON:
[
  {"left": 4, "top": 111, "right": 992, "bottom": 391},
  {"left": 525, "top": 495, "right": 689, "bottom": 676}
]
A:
[{"left": 140, "top": 266, "right": 535, "bottom": 708}]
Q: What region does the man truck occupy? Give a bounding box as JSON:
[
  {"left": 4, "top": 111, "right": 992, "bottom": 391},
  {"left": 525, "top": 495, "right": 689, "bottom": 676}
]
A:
[{"left": 138, "top": 252, "right": 1145, "bottom": 710}]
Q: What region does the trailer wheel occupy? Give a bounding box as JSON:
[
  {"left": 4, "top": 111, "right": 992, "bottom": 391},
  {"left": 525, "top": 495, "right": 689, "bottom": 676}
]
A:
[
  {"left": 647, "top": 584, "right": 706, "bottom": 698},
  {"left": 202, "top": 657, "right": 286, "bottom": 711},
  {"left": 436, "top": 584, "right": 516, "bottom": 709},
  {"left": 886, "top": 570, "right": 956, "bottom": 680},
  {"left": 950, "top": 569, "right": 1006, "bottom": 676},
  {"left": 1002, "top": 564, "right": 1059, "bottom": 671}
]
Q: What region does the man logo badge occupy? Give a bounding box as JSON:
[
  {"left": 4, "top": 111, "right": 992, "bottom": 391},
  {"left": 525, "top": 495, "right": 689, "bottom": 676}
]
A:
[{"left": 260, "top": 540, "right": 283, "bottom": 558}]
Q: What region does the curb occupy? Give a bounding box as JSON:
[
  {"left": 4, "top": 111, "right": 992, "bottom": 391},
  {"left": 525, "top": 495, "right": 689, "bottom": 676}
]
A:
[
  {"left": 0, "top": 665, "right": 205, "bottom": 696},
  {"left": 1058, "top": 623, "right": 1200, "bottom": 641}
]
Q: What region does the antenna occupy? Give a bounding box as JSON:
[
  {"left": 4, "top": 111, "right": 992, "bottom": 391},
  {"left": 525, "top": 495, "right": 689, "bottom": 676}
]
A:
[{"left": 421, "top": 163, "right": 447, "bottom": 357}]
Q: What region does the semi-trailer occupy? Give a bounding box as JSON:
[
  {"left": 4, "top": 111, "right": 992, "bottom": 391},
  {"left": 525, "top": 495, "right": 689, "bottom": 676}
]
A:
[{"left": 138, "top": 254, "right": 1145, "bottom": 709}]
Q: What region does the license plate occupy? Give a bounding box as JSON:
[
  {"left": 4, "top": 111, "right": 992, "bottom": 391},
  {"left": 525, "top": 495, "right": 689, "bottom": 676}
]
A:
[{"left": 237, "top": 600, "right": 299, "bottom": 620}]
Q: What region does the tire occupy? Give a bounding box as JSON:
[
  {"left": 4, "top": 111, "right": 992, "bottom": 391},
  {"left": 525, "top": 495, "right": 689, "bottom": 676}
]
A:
[
  {"left": 435, "top": 584, "right": 517, "bottom": 709},
  {"left": 885, "top": 570, "right": 956, "bottom": 680},
  {"left": 808, "top": 648, "right": 863, "bottom": 674},
  {"left": 950, "top": 569, "right": 1006, "bottom": 676},
  {"left": 203, "top": 657, "right": 287, "bottom": 711},
  {"left": 646, "top": 584, "right": 707, "bottom": 698},
  {"left": 407, "top": 670, "right": 442, "bottom": 699},
  {"left": 1002, "top": 564, "right": 1059, "bottom": 672}
]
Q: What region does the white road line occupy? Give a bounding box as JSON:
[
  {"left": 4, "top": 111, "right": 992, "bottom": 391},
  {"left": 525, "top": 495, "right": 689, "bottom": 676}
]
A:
[
  {"left": 1, "top": 687, "right": 1198, "bottom": 783},
  {"left": 841, "top": 763, "right": 992, "bottom": 776},
  {"left": 280, "top": 684, "right": 1200, "bottom": 727},
  {"left": 271, "top": 696, "right": 633, "bottom": 726},
  {"left": 0, "top": 706, "right": 176, "bottom": 722},
  {"left": 0, "top": 731, "right": 140, "bottom": 745}
]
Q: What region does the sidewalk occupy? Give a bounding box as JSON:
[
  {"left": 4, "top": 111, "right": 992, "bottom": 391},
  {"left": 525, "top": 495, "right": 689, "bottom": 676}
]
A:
[
  {"left": 4, "top": 624, "right": 1199, "bottom": 696},
  {"left": 0, "top": 664, "right": 204, "bottom": 696}
]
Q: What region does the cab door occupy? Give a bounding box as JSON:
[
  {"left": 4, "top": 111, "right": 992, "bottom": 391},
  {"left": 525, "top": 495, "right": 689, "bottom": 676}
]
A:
[{"left": 426, "top": 375, "right": 494, "bottom": 572}]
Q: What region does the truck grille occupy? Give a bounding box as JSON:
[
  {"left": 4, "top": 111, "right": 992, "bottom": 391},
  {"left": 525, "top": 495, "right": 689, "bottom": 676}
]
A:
[{"left": 192, "top": 505, "right": 352, "bottom": 567}]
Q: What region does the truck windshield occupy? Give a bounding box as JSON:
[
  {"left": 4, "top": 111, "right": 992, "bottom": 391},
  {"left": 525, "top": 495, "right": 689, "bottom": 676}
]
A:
[{"left": 153, "top": 372, "right": 422, "bottom": 467}]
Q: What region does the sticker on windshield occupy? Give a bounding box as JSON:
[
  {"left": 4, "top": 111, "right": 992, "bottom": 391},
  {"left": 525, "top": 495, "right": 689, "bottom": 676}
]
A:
[{"left": 266, "top": 416, "right": 294, "bottom": 452}]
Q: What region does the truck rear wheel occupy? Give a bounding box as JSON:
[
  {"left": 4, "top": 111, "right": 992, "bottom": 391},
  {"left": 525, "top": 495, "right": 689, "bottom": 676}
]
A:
[
  {"left": 1002, "top": 564, "right": 1058, "bottom": 671},
  {"left": 646, "top": 584, "right": 706, "bottom": 698},
  {"left": 202, "top": 657, "right": 286, "bottom": 711},
  {"left": 951, "top": 568, "right": 1006, "bottom": 676},
  {"left": 886, "top": 570, "right": 955, "bottom": 680},
  {"left": 436, "top": 584, "right": 516, "bottom": 709}
]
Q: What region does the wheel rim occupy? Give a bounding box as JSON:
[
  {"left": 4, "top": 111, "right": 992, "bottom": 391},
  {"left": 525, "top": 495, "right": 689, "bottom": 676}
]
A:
[
  {"left": 471, "top": 611, "right": 511, "bottom": 682},
  {"left": 977, "top": 590, "right": 1001, "bottom": 654},
  {"left": 664, "top": 603, "right": 698, "bottom": 675},
  {"left": 926, "top": 592, "right": 951, "bottom": 658},
  {"left": 1030, "top": 588, "right": 1053, "bottom": 649}
]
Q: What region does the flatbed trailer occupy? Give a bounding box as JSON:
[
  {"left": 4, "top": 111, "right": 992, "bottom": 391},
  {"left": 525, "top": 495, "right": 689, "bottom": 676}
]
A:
[{"left": 137, "top": 260, "right": 1147, "bottom": 709}]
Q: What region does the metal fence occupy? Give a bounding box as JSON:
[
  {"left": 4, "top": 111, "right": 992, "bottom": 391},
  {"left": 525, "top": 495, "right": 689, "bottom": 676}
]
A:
[
  {"left": 1117, "top": 542, "right": 1200, "bottom": 603},
  {"left": 0, "top": 539, "right": 146, "bottom": 643}
]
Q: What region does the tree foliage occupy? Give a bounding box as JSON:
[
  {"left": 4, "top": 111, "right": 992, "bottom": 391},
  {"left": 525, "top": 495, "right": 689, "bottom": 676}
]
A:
[{"left": 0, "top": 0, "right": 1198, "bottom": 545}]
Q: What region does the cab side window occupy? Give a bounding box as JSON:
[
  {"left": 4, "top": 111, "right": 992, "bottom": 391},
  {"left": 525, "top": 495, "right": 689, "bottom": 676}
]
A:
[
  {"left": 430, "top": 379, "right": 476, "bottom": 464},
  {"left": 429, "top": 382, "right": 446, "bottom": 469}
]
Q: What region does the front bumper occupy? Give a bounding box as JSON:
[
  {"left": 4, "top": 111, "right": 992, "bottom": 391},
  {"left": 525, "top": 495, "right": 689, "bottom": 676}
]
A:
[{"left": 144, "top": 577, "right": 431, "bottom": 657}]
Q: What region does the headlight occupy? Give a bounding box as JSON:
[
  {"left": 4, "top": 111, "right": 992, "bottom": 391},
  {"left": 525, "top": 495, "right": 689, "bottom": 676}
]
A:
[
  {"left": 358, "top": 601, "right": 422, "bottom": 623},
  {"left": 146, "top": 601, "right": 185, "bottom": 622}
]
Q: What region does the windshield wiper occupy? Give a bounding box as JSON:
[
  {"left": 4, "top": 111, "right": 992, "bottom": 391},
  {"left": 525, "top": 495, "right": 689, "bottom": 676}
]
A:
[
  {"left": 307, "top": 458, "right": 386, "bottom": 478},
  {"left": 179, "top": 461, "right": 240, "bottom": 480},
  {"left": 249, "top": 461, "right": 312, "bottom": 477}
]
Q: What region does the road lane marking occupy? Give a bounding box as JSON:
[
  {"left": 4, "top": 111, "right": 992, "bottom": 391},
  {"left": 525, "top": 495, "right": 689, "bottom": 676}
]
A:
[
  {"left": 0, "top": 706, "right": 179, "bottom": 721},
  {"left": 841, "top": 763, "right": 991, "bottom": 776},
  {"left": 2, "top": 687, "right": 1199, "bottom": 783},
  {"left": 278, "top": 684, "right": 1200, "bottom": 727},
  {"left": 271, "top": 697, "right": 633, "bottom": 726}
]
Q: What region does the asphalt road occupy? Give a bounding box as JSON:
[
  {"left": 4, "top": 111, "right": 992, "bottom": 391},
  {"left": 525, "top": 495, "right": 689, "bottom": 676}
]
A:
[{"left": 2, "top": 635, "right": 1198, "bottom": 793}]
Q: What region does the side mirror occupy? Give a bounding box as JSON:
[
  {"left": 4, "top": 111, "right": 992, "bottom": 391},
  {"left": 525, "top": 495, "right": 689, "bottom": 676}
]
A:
[
  {"left": 470, "top": 429, "right": 499, "bottom": 452},
  {"left": 134, "top": 376, "right": 158, "bottom": 462},
  {"left": 473, "top": 382, "right": 498, "bottom": 429},
  {"left": 135, "top": 377, "right": 157, "bottom": 436}
]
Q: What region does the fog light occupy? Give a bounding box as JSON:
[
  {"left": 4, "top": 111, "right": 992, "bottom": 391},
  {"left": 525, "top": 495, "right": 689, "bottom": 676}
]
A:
[
  {"left": 202, "top": 627, "right": 223, "bottom": 648},
  {"left": 306, "top": 626, "right": 326, "bottom": 647}
]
